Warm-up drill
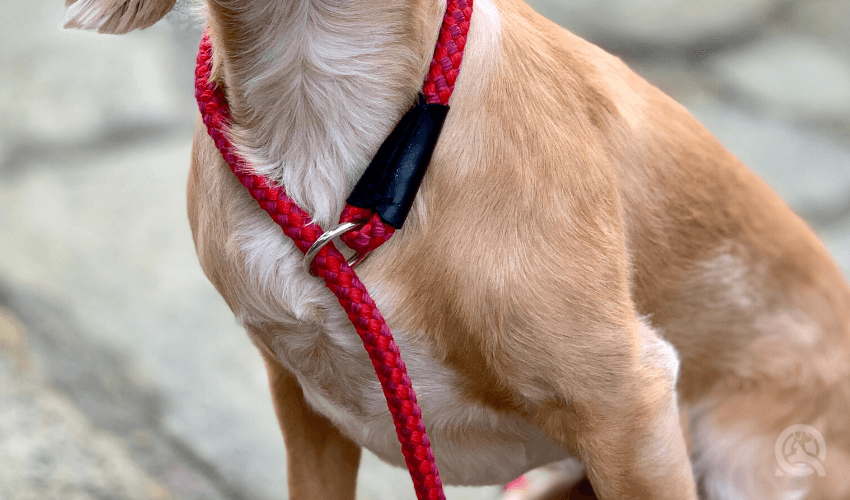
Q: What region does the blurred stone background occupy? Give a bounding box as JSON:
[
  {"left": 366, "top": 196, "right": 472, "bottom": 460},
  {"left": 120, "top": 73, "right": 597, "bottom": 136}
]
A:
[{"left": 0, "top": 0, "right": 847, "bottom": 499}]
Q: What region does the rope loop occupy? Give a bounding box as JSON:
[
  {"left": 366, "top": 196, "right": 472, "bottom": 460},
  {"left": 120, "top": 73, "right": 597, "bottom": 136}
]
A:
[{"left": 339, "top": 206, "right": 396, "bottom": 254}]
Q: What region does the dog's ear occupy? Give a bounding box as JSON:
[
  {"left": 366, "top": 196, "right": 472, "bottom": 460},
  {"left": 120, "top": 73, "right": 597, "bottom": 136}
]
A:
[{"left": 64, "top": 0, "right": 177, "bottom": 34}]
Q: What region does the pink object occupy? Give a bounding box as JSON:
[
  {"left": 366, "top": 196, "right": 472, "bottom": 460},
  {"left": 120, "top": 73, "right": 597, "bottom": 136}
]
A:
[{"left": 504, "top": 475, "right": 530, "bottom": 492}]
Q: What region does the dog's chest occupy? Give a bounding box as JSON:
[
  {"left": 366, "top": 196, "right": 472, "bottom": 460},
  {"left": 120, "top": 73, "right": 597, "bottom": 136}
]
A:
[
  {"left": 236, "top": 218, "right": 565, "bottom": 486},
  {"left": 271, "top": 318, "right": 564, "bottom": 486}
]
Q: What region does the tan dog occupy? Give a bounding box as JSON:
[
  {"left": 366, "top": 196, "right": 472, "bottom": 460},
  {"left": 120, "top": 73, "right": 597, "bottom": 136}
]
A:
[{"left": 66, "top": 0, "right": 850, "bottom": 498}]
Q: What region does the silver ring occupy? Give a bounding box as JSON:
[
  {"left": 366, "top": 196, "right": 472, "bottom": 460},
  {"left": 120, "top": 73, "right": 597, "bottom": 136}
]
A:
[{"left": 303, "top": 222, "right": 366, "bottom": 275}]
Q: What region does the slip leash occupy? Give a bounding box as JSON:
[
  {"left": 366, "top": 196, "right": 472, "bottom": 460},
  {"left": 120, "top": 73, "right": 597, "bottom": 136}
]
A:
[{"left": 195, "top": 1, "right": 472, "bottom": 497}]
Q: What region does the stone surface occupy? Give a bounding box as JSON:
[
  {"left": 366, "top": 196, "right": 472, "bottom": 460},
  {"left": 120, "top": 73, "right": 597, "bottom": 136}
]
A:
[
  {"left": 525, "top": 0, "right": 780, "bottom": 48},
  {"left": 709, "top": 35, "right": 850, "bottom": 121},
  {"left": 781, "top": 0, "right": 850, "bottom": 47},
  {"left": 0, "top": 4, "right": 185, "bottom": 148},
  {"left": 0, "top": 309, "right": 170, "bottom": 500},
  {"left": 0, "top": 132, "right": 292, "bottom": 500},
  {"left": 0, "top": 380, "right": 169, "bottom": 500}
]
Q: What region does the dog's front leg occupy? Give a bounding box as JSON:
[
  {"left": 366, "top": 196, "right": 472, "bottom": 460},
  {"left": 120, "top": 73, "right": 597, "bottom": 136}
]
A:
[
  {"left": 529, "top": 323, "right": 696, "bottom": 500},
  {"left": 262, "top": 355, "right": 361, "bottom": 499}
]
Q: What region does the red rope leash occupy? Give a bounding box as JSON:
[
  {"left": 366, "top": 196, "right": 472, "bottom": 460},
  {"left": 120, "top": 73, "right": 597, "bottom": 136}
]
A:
[{"left": 195, "top": 2, "right": 471, "bottom": 498}]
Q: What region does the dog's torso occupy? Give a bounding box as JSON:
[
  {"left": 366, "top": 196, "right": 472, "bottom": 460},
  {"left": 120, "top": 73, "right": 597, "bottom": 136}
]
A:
[
  {"left": 63, "top": 0, "right": 850, "bottom": 496},
  {"left": 189, "top": 111, "right": 572, "bottom": 486},
  {"left": 187, "top": 0, "right": 850, "bottom": 496}
]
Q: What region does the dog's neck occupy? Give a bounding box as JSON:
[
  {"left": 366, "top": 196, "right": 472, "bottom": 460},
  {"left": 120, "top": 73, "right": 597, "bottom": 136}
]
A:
[{"left": 206, "top": 0, "right": 444, "bottom": 227}]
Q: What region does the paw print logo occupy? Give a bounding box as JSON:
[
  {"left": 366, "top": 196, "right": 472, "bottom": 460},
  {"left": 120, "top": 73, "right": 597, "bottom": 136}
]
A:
[{"left": 775, "top": 425, "right": 826, "bottom": 477}]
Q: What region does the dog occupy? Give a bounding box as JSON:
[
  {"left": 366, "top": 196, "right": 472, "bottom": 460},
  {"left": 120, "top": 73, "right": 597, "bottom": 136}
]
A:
[{"left": 65, "top": 0, "right": 850, "bottom": 498}]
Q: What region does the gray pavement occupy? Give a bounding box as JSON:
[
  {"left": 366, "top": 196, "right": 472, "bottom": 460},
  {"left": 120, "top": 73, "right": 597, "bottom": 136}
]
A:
[{"left": 0, "top": 1, "right": 848, "bottom": 499}]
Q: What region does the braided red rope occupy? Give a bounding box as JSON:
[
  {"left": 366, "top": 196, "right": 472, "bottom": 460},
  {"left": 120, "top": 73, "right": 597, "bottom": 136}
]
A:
[
  {"left": 339, "top": 0, "right": 473, "bottom": 251},
  {"left": 195, "top": 2, "right": 471, "bottom": 498},
  {"left": 424, "top": 0, "right": 474, "bottom": 105}
]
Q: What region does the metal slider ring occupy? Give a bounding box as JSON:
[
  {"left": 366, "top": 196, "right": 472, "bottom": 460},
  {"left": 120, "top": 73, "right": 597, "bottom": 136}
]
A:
[{"left": 303, "top": 221, "right": 368, "bottom": 275}]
